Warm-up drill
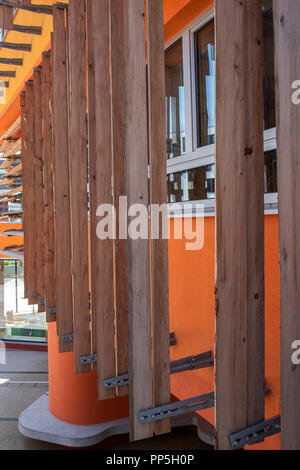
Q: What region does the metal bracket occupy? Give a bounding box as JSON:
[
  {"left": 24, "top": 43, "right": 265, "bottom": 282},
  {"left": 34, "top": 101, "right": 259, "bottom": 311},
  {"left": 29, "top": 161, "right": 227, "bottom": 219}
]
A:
[
  {"left": 80, "top": 353, "right": 97, "bottom": 366},
  {"left": 230, "top": 415, "right": 281, "bottom": 449},
  {"left": 48, "top": 307, "right": 56, "bottom": 314},
  {"left": 103, "top": 351, "right": 213, "bottom": 390},
  {"left": 31, "top": 292, "right": 38, "bottom": 298},
  {"left": 138, "top": 392, "right": 215, "bottom": 423},
  {"left": 62, "top": 334, "right": 73, "bottom": 344},
  {"left": 38, "top": 299, "right": 45, "bottom": 306}
]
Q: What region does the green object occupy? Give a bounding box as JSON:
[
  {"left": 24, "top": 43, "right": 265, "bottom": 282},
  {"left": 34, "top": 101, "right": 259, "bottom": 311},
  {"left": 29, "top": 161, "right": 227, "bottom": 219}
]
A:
[{"left": 11, "top": 327, "right": 46, "bottom": 338}]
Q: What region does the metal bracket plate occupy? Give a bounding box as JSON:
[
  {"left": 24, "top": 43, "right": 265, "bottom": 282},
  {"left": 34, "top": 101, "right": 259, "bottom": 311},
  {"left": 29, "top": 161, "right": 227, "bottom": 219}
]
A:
[
  {"left": 38, "top": 299, "right": 45, "bottom": 306},
  {"left": 138, "top": 392, "right": 215, "bottom": 423},
  {"left": 103, "top": 351, "right": 213, "bottom": 390},
  {"left": 62, "top": 334, "right": 73, "bottom": 344},
  {"left": 230, "top": 415, "right": 281, "bottom": 449},
  {"left": 80, "top": 353, "right": 97, "bottom": 366},
  {"left": 48, "top": 307, "right": 56, "bottom": 314}
]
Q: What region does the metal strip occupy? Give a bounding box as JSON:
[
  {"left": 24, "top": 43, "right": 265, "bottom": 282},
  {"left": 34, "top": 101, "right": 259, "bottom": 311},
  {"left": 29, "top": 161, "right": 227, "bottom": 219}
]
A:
[
  {"left": 103, "top": 351, "right": 213, "bottom": 390},
  {"left": 230, "top": 415, "right": 281, "bottom": 449},
  {"left": 62, "top": 334, "right": 73, "bottom": 344},
  {"left": 138, "top": 392, "right": 215, "bottom": 423},
  {"left": 79, "top": 353, "right": 97, "bottom": 366}
]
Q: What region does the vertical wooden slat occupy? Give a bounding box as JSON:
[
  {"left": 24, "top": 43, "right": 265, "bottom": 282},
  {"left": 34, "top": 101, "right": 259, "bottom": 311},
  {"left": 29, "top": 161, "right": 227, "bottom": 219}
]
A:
[
  {"left": 24, "top": 80, "right": 37, "bottom": 306},
  {"left": 86, "top": 0, "right": 115, "bottom": 397},
  {"left": 125, "top": 0, "right": 153, "bottom": 442},
  {"left": 20, "top": 91, "right": 28, "bottom": 299},
  {"left": 215, "top": 0, "right": 265, "bottom": 450},
  {"left": 41, "top": 51, "right": 56, "bottom": 323},
  {"left": 146, "top": 0, "right": 171, "bottom": 436},
  {"left": 109, "top": 0, "right": 128, "bottom": 396},
  {"left": 2, "top": 6, "right": 14, "bottom": 30},
  {"left": 52, "top": 4, "right": 73, "bottom": 352},
  {"left": 68, "top": 0, "right": 90, "bottom": 373},
  {"left": 33, "top": 67, "right": 44, "bottom": 305},
  {"left": 273, "top": 0, "right": 300, "bottom": 450}
]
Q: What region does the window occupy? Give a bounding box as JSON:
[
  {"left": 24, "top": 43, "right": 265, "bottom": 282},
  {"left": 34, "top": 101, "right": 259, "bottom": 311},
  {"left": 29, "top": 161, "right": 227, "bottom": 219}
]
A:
[
  {"left": 168, "top": 165, "right": 215, "bottom": 203},
  {"left": 194, "top": 20, "right": 215, "bottom": 148},
  {"left": 165, "top": 39, "right": 186, "bottom": 159},
  {"left": 165, "top": 1, "right": 277, "bottom": 213}
]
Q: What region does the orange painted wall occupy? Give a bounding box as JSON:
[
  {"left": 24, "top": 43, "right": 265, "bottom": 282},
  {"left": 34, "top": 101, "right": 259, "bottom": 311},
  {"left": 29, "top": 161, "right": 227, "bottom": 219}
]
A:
[
  {"left": 168, "top": 215, "right": 281, "bottom": 450},
  {"left": 0, "top": 223, "right": 23, "bottom": 256}
]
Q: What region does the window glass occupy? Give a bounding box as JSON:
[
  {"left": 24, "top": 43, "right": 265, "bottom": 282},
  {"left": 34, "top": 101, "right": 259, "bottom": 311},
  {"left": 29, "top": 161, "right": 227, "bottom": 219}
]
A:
[
  {"left": 168, "top": 164, "right": 215, "bottom": 203},
  {"left": 264, "top": 150, "right": 277, "bottom": 194},
  {"left": 168, "top": 151, "right": 277, "bottom": 203},
  {"left": 263, "top": 0, "right": 276, "bottom": 129},
  {"left": 193, "top": 3, "right": 275, "bottom": 150},
  {"left": 165, "top": 40, "right": 186, "bottom": 159},
  {"left": 195, "top": 20, "right": 215, "bottom": 148}
]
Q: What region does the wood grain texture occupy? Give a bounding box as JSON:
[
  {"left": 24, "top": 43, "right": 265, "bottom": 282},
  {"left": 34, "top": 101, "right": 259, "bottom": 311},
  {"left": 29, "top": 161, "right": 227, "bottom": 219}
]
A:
[
  {"left": 20, "top": 91, "right": 28, "bottom": 299},
  {"left": 215, "top": 0, "right": 265, "bottom": 450},
  {"left": 147, "top": 0, "right": 171, "bottom": 437},
  {"left": 273, "top": 0, "right": 300, "bottom": 450},
  {"left": 24, "top": 80, "right": 37, "bottom": 306},
  {"left": 68, "top": 0, "right": 90, "bottom": 374},
  {"left": 86, "top": 0, "right": 116, "bottom": 397},
  {"left": 52, "top": 5, "right": 73, "bottom": 352},
  {"left": 110, "top": 0, "right": 128, "bottom": 397},
  {"left": 125, "top": 0, "right": 153, "bottom": 442},
  {"left": 41, "top": 52, "right": 56, "bottom": 323},
  {"left": 33, "top": 68, "right": 45, "bottom": 304}
]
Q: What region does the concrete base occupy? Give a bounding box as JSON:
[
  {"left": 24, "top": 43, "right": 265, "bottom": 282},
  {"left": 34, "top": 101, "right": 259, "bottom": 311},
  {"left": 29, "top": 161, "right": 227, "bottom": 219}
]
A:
[{"left": 19, "top": 393, "right": 215, "bottom": 448}]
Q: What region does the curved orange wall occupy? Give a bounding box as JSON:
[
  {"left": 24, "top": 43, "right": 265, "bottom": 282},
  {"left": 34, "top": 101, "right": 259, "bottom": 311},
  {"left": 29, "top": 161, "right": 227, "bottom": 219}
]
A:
[{"left": 48, "top": 322, "right": 129, "bottom": 425}]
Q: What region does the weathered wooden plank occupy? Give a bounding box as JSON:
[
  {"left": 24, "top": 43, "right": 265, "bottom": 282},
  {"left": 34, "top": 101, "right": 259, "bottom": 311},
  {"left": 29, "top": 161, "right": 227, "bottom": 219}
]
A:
[
  {"left": 41, "top": 51, "right": 56, "bottom": 323},
  {"left": 86, "top": 0, "right": 115, "bottom": 396},
  {"left": 68, "top": 0, "right": 90, "bottom": 374},
  {"left": 20, "top": 91, "right": 28, "bottom": 299},
  {"left": 33, "top": 67, "right": 44, "bottom": 304},
  {"left": 24, "top": 80, "right": 37, "bottom": 306},
  {"left": 146, "top": 0, "right": 171, "bottom": 437},
  {"left": 52, "top": 4, "right": 73, "bottom": 352},
  {"left": 215, "top": 0, "right": 265, "bottom": 450},
  {"left": 125, "top": 0, "right": 153, "bottom": 442},
  {"left": 86, "top": 0, "right": 97, "bottom": 362},
  {"left": 109, "top": 0, "right": 128, "bottom": 397},
  {"left": 273, "top": 0, "right": 300, "bottom": 450}
]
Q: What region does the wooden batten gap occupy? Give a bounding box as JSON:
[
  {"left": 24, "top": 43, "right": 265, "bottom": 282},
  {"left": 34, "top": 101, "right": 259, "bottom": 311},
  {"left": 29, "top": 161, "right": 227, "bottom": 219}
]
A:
[
  {"left": 0, "top": 42, "right": 31, "bottom": 51},
  {"left": 0, "top": 58, "right": 22, "bottom": 65}
]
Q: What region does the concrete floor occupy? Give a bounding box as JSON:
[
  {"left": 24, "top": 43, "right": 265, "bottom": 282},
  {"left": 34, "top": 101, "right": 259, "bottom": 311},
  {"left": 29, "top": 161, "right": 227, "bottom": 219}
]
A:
[{"left": 0, "top": 349, "right": 212, "bottom": 451}]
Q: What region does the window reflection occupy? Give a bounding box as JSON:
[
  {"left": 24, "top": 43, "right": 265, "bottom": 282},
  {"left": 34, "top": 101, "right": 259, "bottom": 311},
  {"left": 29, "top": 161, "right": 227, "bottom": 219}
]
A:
[
  {"left": 165, "top": 39, "right": 186, "bottom": 159},
  {"left": 168, "top": 164, "right": 215, "bottom": 203},
  {"left": 195, "top": 20, "right": 215, "bottom": 148},
  {"left": 168, "top": 151, "right": 278, "bottom": 203}
]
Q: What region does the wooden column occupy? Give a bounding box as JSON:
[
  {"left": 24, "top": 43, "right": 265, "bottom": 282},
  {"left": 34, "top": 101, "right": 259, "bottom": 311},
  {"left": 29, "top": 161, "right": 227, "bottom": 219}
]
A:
[
  {"left": 147, "top": 0, "right": 171, "bottom": 436},
  {"left": 125, "top": 0, "right": 153, "bottom": 442},
  {"left": 24, "top": 80, "right": 37, "bottom": 306},
  {"left": 20, "top": 91, "right": 28, "bottom": 299},
  {"left": 215, "top": 0, "right": 265, "bottom": 449},
  {"left": 273, "top": 0, "right": 300, "bottom": 450},
  {"left": 52, "top": 4, "right": 73, "bottom": 352},
  {"left": 109, "top": 0, "right": 128, "bottom": 396},
  {"left": 68, "top": 0, "right": 90, "bottom": 374},
  {"left": 33, "top": 67, "right": 44, "bottom": 305},
  {"left": 41, "top": 51, "right": 56, "bottom": 323},
  {"left": 86, "top": 0, "right": 116, "bottom": 397}
]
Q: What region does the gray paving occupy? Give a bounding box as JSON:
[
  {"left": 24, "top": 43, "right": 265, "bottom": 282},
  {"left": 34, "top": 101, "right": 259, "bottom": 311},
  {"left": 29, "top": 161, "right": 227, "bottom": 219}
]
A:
[{"left": 0, "top": 348, "right": 61, "bottom": 450}]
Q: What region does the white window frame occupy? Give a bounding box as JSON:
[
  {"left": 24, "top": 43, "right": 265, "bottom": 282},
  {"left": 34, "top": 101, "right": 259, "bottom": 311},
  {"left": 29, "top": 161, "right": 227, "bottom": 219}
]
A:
[{"left": 166, "top": 4, "right": 278, "bottom": 218}]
